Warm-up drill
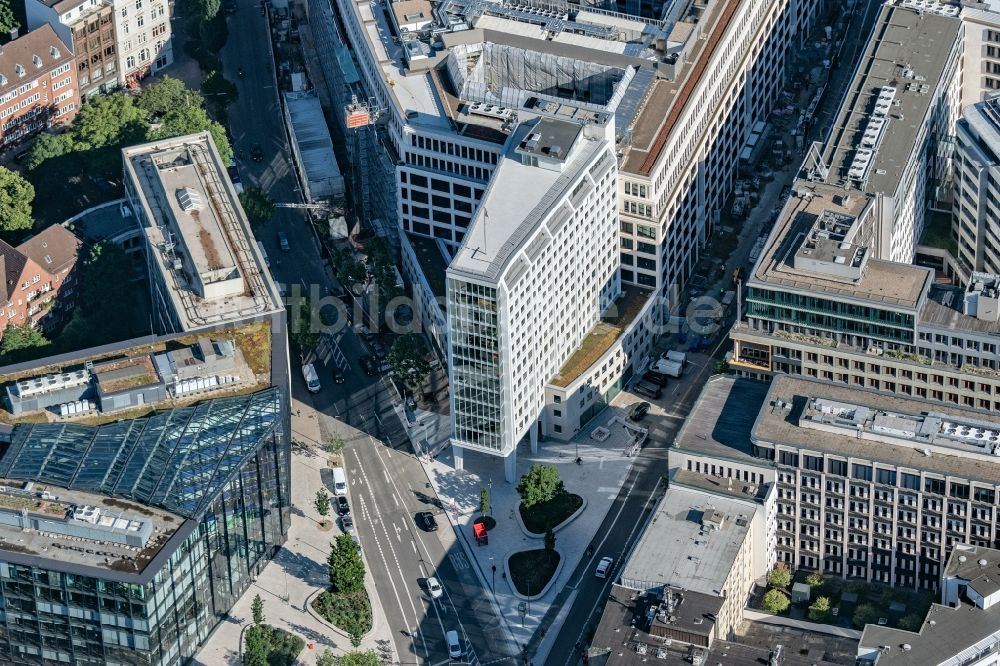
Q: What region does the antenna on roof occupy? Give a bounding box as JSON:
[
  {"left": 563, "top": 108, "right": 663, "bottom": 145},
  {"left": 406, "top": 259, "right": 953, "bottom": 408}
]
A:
[{"left": 482, "top": 208, "right": 489, "bottom": 254}]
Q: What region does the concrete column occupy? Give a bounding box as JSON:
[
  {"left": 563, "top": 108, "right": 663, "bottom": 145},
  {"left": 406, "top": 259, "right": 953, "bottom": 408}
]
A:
[
  {"left": 453, "top": 445, "right": 464, "bottom": 471},
  {"left": 529, "top": 423, "right": 539, "bottom": 455},
  {"left": 503, "top": 448, "right": 517, "bottom": 483}
]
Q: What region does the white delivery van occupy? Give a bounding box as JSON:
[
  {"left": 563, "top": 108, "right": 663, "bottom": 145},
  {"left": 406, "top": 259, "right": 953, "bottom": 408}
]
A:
[
  {"left": 665, "top": 350, "right": 687, "bottom": 366},
  {"left": 332, "top": 467, "right": 348, "bottom": 496},
  {"left": 302, "top": 363, "right": 322, "bottom": 393},
  {"left": 652, "top": 359, "right": 683, "bottom": 378}
]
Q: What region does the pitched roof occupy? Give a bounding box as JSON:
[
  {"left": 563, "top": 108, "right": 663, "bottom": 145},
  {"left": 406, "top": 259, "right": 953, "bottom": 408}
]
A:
[
  {"left": 17, "top": 225, "right": 82, "bottom": 275},
  {"left": 0, "top": 239, "right": 27, "bottom": 305},
  {"left": 0, "top": 26, "right": 73, "bottom": 98}
]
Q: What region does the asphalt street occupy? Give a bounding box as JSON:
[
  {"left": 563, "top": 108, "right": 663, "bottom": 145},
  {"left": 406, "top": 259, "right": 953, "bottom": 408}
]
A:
[{"left": 219, "top": 2, "right": 518, "bottom": 662}]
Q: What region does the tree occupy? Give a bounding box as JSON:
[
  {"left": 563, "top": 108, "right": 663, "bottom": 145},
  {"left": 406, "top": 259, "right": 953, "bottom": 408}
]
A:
[
  {"left": 761, "top": 589, "right": 790, "bottom": 614},
  {"left": 479, "top": 487, "right": 490, "bottom": 516},
  {"left": 325, "top": 433, "right": 347, "bottom": 457},
  {"left": 808, "top": 596, "right": 831, "bottom": 621},
  {"left": 201, "top": 69, "right": 238, "bottom": 115},
  {"left": 251, "top": 593, "right": 265, "bottom": 625},
  {"left": 897, "top": 612, "right": 924, "bottom": 632},
  {"left": 72, "top": 94, "right": 148, "bottom": 150},
  {"left": 289, "top": 299, "right": 321, "bottom": 352},
  {"left": 136, "top": 76, "right": 202, "bottom": 118},
  {"left": 349, "top": 629, "right": 363, "bottom": 648},
  {"left": 387, "top": 333, "right": 431, "bottom": 387},
  {"left": 767, "top": 566, "right": 791, "bottom": 590},
  {"left": 852, "top": 603, "right": 881, "bottom": 629},
  {"left": 26, "top": 132, "right": 74, "bottom": 171},
  {"left": 60, "top": 242, "right": 135, "bottom": 349},
  {"left": 516, "top": 464, "right": 563, "bottom": 508},
  {"left": 317, "top": 649, "right": 382, "bottom": 666},
  {"left": 243, "top": 625, "right": 269, "bottom": 666},
  {"left": 0, "top": 0, "right": 18, "bottom": 35},
  {"left": 149, "top": 105, "right": 233, "bottom": 166},
  {"left": 544, "top": 527, "right": 556, "bottom": 553},
  {"left": 239, "top": 187, "right": 275, "bottom": 228},
  {"left": 365, "top": 237, "right": 402, "bottom": 301},
  {"left": 0, "top": 167, "right": 35, "bottom": 233},
  {"left": 315, "top": 490, "right": 331, "bottom": 518},
  {"left": 333, "top": 250, "right": 367, "bottom": 291},
  {"left": 328, "top": 533, "right": 365, "bottom": 594},
  {"left": 805, "top": 572, "right": 824, "bottom": 588},
  {"left": 1, "top": 323, "right": 48, "bottom": 359}
]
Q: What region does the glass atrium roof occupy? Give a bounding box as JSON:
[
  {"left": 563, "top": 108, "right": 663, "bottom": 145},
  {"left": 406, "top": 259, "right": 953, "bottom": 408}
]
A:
[{"left": 0, "top": 389, "right": 281, "bottom": 519}]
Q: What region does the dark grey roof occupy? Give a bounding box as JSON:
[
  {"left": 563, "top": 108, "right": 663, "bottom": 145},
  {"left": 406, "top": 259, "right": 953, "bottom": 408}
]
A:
[
  {"left": 946, "top": 544, "right": 1000, "bottom": 599},
  {"left": 859, "top": 602, "right": 1000, "bottom": 666},
  {"left": 672, "top": 375, "right": 771, "bottom": 465}
]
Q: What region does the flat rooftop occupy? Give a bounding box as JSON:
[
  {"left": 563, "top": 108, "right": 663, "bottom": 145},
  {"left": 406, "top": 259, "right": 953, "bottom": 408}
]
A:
[
  {"left": 0, "top": 479, "right": 182, "bottom": 576},
  {"left": 819, "top": 2, "right": 959, "bottom": 193},
  {"left": 750, "top": 182, "right": 932, "bottom": 307},
  {"left": 592, "top": 584, "right": 856, "bottom": 666},
  {"left": 920, "top": 286, "right": 1000, "bottom": 335},
  {"left": 620, "top": 485, "right": 756, "bottom": 598},
  {"left": 123, "top": 133, "right": 282, "bottom": 331},
  {"left": 672, "top": 375, "right": 771, "bottom": 466},
  {"left": 549, "top": 287, "right": 653, "bottom": 388},
  {"left": 754, "top": 375, "right": 1000, "bottom": 485},
  {"left": 946, "top": 543, "right": 1000, "bottom": 599},
  {"left": 405, "top": 233, "right": 449, "bottom": 299},
  {"left": 448, "top": 120, "right": 606, "bottom": 281}
]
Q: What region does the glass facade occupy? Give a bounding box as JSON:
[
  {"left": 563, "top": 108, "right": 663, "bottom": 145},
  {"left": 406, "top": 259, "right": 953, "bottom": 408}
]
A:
[
  {"left": 746, "top": 287, "right": 916, "bottom": 344},
  {"left": 0, "top": 389, "right": 290, "bottom": 665},
  {"left": 448, "top": 279, "right": 506, "bottom": 452}
]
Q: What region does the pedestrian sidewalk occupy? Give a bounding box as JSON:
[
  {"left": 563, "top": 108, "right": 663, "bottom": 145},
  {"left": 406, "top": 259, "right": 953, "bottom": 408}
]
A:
[
  {"left": 413, "top": 405, "right": 643, "bottom": 659},
  {"left": 192, "top": 400, "right": 396, "bottom": 665}
]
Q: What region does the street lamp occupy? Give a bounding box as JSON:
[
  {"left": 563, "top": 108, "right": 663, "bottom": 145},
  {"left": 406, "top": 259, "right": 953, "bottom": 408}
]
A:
[
  {"left": 488, "top": 478, "right": 493, "bottom": 517},
  {"left": 490, "top": 557, "right": 496, "bottom": 592}
]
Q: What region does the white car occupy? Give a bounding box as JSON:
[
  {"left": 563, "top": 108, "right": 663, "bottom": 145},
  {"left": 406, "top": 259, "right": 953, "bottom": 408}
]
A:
[
  {"left": 427, "top": 576, "right": 443, "bottom": 599},
  {"left": 595, "top": 556, "right": 613, "bottom": 579}
]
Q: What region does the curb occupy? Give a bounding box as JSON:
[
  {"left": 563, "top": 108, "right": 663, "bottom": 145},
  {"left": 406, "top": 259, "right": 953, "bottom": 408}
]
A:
[
  {"left": 505, "top": 548, "right": 565, "bottom": 601},
  {"left": 513, "top": 495, "right": 588, "bottom": 539}
]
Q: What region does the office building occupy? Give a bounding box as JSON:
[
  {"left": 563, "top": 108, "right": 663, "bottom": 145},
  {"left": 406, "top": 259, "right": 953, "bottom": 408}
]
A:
[
  {"left": 122, "top": 132, "right": 283, "bottom": 334},
  {"left": 857, "top": 544, "right": 1000, "bottom": 666},
  {"left": 0, "top": 388, "right": 288, "bottom": 665},
  {"left": 0, "top": 224, "right": 82, "bottom": 338},
  {"left": 0, "top": 26, "right": 77, "bottom": 148},
  {"left": 959, "top": 0, "right": 1000, "bottom": 106},
  {"left": 954, "top": 95, "right": 1000, "bottom": 278}
]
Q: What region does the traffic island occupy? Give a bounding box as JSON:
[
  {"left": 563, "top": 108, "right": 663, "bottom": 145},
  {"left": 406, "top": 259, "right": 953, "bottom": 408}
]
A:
[
  {"left": 518, "top": 491, "right": 584, "bottom": 534},
  {"left": 311, "top": 588, "right": 373, "bottom": 643},
  {"left": 507, "top": 549, "right": 563, "bottom": 599},
  {"left": 243, "top": 624, "right": 305, "bottom": 666}
]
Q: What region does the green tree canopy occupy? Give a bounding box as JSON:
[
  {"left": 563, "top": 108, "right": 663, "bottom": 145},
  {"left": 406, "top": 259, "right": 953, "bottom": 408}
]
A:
[
  {"left": 0, "top": 167, "right": 35, "bottom": 233},
  {"left": 289, "top": 299, "right": 321, "bottom": 352},
  {"left": 251, "top": 593, "right": 265, "bottom": 625},
  {"left": 761, "top": 589, "right": 789, "bottom": 614},
  {"left": 317, "top": 651, "right": 382, "bottom": 666},
  {"left": 136, "top": 76, "right": 202, "bottom": 118},
  {"left": 852, "top": 603, "right": 881, "bottom": 629},
  {"left": 805, "top": 572, "right": 824, "bottom": 587},
  {"left": 73, "top": 94, "right": 148, "bottom": 151},
  {"left": 328, "top": 533, "right": 365, "bottom": 595},
  {"left": 767, "top": 567, "right": 791, "bottom": 590},
  {"left": 333, "top": 249, "right": 367, "bottom": 291},
  {"left": 516, "top": 464, "right": 563, "bottom": 509},
  {"left": 1, "top": 323, "right": 48, "bottom": 361},
  {"left": 149, "top": 105, "right": 233, "bottom": 166},
  {"left": 897, "top": 612, "right": 924, "bottom": 632},
  {"left": 59, "top": 242, "right": 135, "bottom": 350},
  {"left": 0, "top": 0, "right": 20, "bottom": 36},
  {"left": 808, "top": 596, "right": 831, "bottom": 622},
  {"left": 387, "top": 333, "right": 431, "bottom": 387},
  {"left": 315, "top": 490, "right": 330, "bottom": 518},
  {"left": 325, "top": 433, "right": 346, "bottom": 457},
  {"left": 239, "top": 187, "right": 275, "bottom": 228},
  {"left": 201, "top": 70, "right": 238, "bottom": 113},
  {"left": 243, "top": 625, "right": 269, "bottom": 666},
  {"left": 479, "top": 487, "right": 490, "bottom": 516},
  {"left": 26, "top": 132, "right": 74, "bottom": 172}
]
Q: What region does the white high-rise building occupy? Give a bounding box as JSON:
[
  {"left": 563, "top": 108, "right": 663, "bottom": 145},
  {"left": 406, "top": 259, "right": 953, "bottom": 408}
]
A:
[
  {"left": 447, "top": 117, "right": 620, "bottom": 480},
  {"left": 954, "top": 95, "right": 1000, "bottom": 278}
]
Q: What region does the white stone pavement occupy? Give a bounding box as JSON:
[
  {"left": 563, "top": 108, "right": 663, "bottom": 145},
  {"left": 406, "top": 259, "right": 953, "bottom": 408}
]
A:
[
  {"left": 415, "top": 403, "right": 644, "bottom": 659},
  {"left": 192, "top": 400, "right": 396, "bottom": 665}
]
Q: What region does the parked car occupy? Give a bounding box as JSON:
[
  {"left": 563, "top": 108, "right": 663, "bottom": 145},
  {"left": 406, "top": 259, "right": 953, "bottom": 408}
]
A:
[
  {"left": 634, "top": 381, "right": 661, "bottom": 399},
  {"left": 250, "top": 143, "right": 264, "bottom": 162},
  {"left": 629, "top": 402, "right": 650, "bottom": 422},
  {"left": 418, "top": 511, "right": 438, "bottom": 532},
  {"left": 332, "top": 368, "right": 345, "bottom": 384},
  {"left": 336, "top": 496, "right": 350, "bottom": 516},
  {"left": 227, "top": 164, "right": 244, "bottom": 194},
  {"left": 426, "top": 576, "right": 443, "bottom": 599},
  {"left": 446, "top": 630, "right": 462, "bottom": 659},
  {"left": 595, "top": 556, "right": 613, "bottom": 579},
  {"left": 360, "top": 355, "right": 379, "bottom": 376},
  {"left": 277, "top": 231, "right": 290, "bottom": 252},
  {"left": 642, "top": 371, "right": 668, "bottom": 387},
  {"left": 341, "top": 514, "right": 354, "bottom": 533}
]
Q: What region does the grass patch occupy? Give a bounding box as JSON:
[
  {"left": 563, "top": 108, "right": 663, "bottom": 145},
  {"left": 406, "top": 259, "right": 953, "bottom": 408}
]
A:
[
  {"left": 245, "top": 624, "right": 305, "bottom": 666},
  {"left": 518, "top": 492, "right": 583, "bottom": 534},
  {"left": 508, "top": 549, "right": 560, "bottom": 597},
  {"left": 312, "top": 588, "right": 373, "bottom": 638},
  {"left": 233, "top": 321, "right": 273, "bottom": 375}
]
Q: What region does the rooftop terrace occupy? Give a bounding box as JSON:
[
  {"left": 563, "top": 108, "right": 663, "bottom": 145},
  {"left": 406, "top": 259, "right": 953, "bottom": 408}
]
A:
[
  {"left": 754, "top": 375, "right": 1000, "bottom": 485},
  {"left": 549, "top": 286, "right": 653, "bottom": 388}
]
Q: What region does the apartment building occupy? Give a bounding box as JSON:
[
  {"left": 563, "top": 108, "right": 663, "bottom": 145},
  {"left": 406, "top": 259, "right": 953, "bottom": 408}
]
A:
[
  {"left": 446, "top": 117, "right": 623, "bottom": 480},
  {"left": 858, "top": 544, "right": 1000, "bottom": 666},
  {"left": 122, "top": 132, "right": 283, "bottom": 334},
  {"left": 26, "top": 0, "right": 171, "bottom": 95},
  {"left": 0, "top": 26, "right": 77, "bottom": 149},
  {"left": 960, "top": 0, "right": 1000, "bottom": 106},
  {"left": 0, "top": 225, "right": 82, "bottom": 338},
  {"left": 953, "top": 95, "right": 1000, "bottom": 278}
]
